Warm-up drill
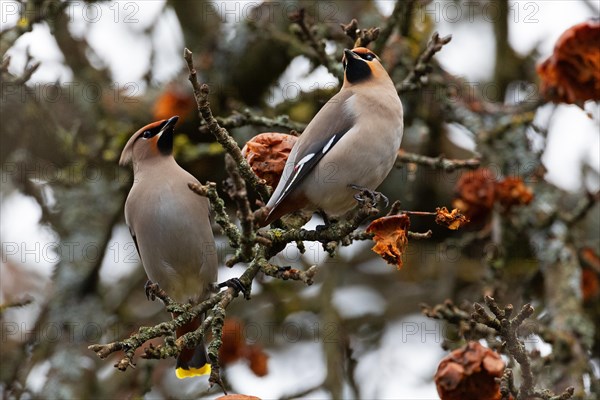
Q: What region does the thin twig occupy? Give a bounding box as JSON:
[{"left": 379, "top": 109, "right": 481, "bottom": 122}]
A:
[
  {"left": 289, "top": 8, "right": 342, "bottom": 80},
  {"left": 188, "top": 181, "right": 241, "bottom": 249},
  {"left": 0, "top": 297, "right": 34, "bottom": 315},
  {"left": 212, "top": 109, "right": 306, "bottom": 133},
  {"left": 471, "top": 296, "right": 575, "bottom": 400},
  {"left": 396, "top": 210, "right": 437, "bottom": 216},
  {"left": 224, "top": 154, "right": 255, "bottom": 265},
  {"left": 13, "top": 61, "right": 40, "bottom": 85},
  {"left": 88, "top": 251, "right": 264, "bottom": 382},
  {"left": 397, "top": 32, "right": 452, "bottom": 92},
  {"left": 396, "top": 151, "right": 481, "bottom": 172},
  {"left": 260, "top": 260, "right": 318, "bottom": 285},
  {"left": 184, "top": 48, "right": 271, "bottom": 201},
  {"left": 560, "top": 191, "right": 599, "bottom": 226},
  {"left": 267, "top": 199, "right": 380, "bottom": 252},
  {"left": 340, "top": 19, "right": 380, "bottom": 48}
]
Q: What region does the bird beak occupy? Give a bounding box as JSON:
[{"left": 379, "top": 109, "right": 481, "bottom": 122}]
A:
[
  {"left": 342, "top": 48, "right": 363, "bottom": 70},
  {"left": 344, "top": 48, "right": 361, "bottom": 61},
  {"left": 158, "top": 115, "right": 179, "bottom": 138},
  {"left": 156, "top": 115, "right": 178, "bottom": 155}
]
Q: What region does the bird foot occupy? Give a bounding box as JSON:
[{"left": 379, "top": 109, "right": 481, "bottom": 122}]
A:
[
  {"left": 315, "top": 209, "right": 337, "bottom": 232},
  {"left": 217, "top": 278, "right": 251, "bottom": 300},
  {"left": 315, "top": 224, "right": 328, "bottom": 233},
  {"left": 144, "top": 280, "right": 159, "bottom": 301},
  {"left": 349, "top": 184, "right": 389, "bottom": 208}
]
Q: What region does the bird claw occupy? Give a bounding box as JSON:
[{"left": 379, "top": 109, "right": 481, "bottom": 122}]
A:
[
  {"left": 218, "top": 278, "right": 251, "bottom": 300},
  {"left": 144, "top": 280, "right": 158, "bottom": 301},
  {"left": 350, "top": 185, "right": 388, "bottom": 208},
  {"left": 315, "top": 224, "right": 328, "bottom": 233},
  {"left": 353, "top": 192, "right": 365, "bottom": 203},
  {"left": 380, "top": 193, "right": 390, "bottom": 208}
]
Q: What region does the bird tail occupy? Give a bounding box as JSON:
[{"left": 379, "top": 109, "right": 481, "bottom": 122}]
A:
[{"left": 173, "top": 314, "right": 211, "bottom": 379}]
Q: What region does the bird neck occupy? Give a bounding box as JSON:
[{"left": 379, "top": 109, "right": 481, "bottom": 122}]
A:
[{"left": 132, "top": 155, "right": 177, "bottom": 178}]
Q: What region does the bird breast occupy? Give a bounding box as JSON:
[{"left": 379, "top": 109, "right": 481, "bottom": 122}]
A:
[
  {"left": 300, "top": 93, "right": 403, "bottom": 216},
  {"left": 125, "top": 166, "right": 217, "bottom": 303}
]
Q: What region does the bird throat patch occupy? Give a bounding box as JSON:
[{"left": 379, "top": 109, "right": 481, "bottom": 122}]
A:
[
  {"left": 157, "top": 129, "right": 174, "bottom": 155},
  {"left": 346, "top": 60, "right": 372, "bottom": 84}
]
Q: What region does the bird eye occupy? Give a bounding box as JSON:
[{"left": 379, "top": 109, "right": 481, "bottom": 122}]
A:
[
  {"left": 142, "top": 130, "right": 152, "bottom": 138},
  {"left": 357, "top": 52, "right": 375, "bottom": 61}
]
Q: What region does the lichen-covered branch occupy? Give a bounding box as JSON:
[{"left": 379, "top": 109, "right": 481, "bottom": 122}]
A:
[
  {"left": 349, "top": 229, "right": 432, "bottom": 242},
  {"left": 188, "top": 181, "right": 241, "bottom": 249},
  {"left": 213, "top": 109, "right": 307, "bottom": 133},
  {"left": 472, "top": 296, "right": 575, "bottom": 400},
  {"left": 423, "top": 297, "right": 577, "bottom": 399},
  {"left": 223, "top": 154, "right": 255, "bottom": 266},
  {"left": 396, "top": 151, "right": 481, "bottom": 172},
  {"left": 88, "top": 244, "right": 266, "bottom": 386},
  {"left": 259, "top": 259, "right": 318, "bottom": 285},
  {"left": 263, "top": 196, "right": 380, "bottom": 252},
  {"left": 184, "top": 48, "right": 271, "bottom": 201}
]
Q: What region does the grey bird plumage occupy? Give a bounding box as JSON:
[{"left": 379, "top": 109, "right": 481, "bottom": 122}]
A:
[
  {"left": 262, "top": 47, "right": 404, "bottom": 225},
  {"left": 119, "top": 116, "right": 217, "bottom": 378}
]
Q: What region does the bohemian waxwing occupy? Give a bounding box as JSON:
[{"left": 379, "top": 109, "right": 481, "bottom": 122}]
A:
[
  {"left": 262, "top": 47, "right": 404, "bottom": 226},
  {"left": 120, "top": 116, "right": 218, "bottom": 379}
]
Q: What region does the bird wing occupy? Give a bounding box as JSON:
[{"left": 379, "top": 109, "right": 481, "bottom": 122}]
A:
[
  {"left": 267, "top": 90, "right": 355, "bottom": 212},
  {"left": 129, "top": 225, "right": 141, "bottom": 258}
]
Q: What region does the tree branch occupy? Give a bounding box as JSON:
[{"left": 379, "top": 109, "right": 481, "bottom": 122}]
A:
[
  {"left": 340, "top": 18, "right": 380, "bottom": 48},
  {"left": 472, "top": 297, "right": 575, "bottom": 400},
  {"left": 396, "top": 151, "right": 481, "bottom": 172},
  {"left": 289, "top": 8, "right": 343, "bottom": 80},
  {"left": 212, "top": 109, "right": 306, "bottom": 133},
  {"left": 223, "top": 154, "right": 255, "bottom": 266},
  {"left": 397, "top": 32, "right": 452, "bottom": 92},
  {"left": 374, "top": 0, "right": 415, "bottom": 54},
  {"left": 188, "top": 181, "right": 241, "bottom": 250},
  {"left": 184, "top": 48, "right": 271, "bottom": 201}
]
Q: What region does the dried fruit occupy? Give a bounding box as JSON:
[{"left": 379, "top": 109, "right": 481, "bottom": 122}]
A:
[
  {"left": 366, "top": 214, "right": 411, "bottom": 269},
  {"left": 246, "top": 344, "right": 269, "bottom": 377},
  {"left": 453, "top": 170, "right": 534, "bottom": 221},
  {"left": 494, "top": 177, "right": 534, "bottom": 209},
  {"left": 435, "top": 341, "right": 504, "bottom": 400},
  {"left": 579, "top": 246, "right": 600, "bottom": 273},
  {"left": 153, "top": 83, "right": 195, "bottom": 121},
  {"left": 219, "top": 318, "right": 269, "bottom": 376},
  {"left": 453, "top": 168, "right": 496, "bottom": 221},
  {"left": 435, "top": 207, "right": 470, "bottom": 230},
  {"left": 579, "top": 247, "right": 600, "bottom": 303},
  {"left": 242, "top": 132, "right": 298, "bottom": 188},
  {"left": 537, "top": 20, "right": 600, "bottom": 105},
  {"left": 581, "top": 268, "right": 600, "bottom": 304},
  {"left": 219, "top": 318, "right": 245, "bottom": 365}
]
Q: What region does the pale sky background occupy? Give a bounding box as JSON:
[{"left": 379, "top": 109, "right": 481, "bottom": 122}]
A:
[{"left": 1, "top": 1, "right": 599, "bottom": 398}]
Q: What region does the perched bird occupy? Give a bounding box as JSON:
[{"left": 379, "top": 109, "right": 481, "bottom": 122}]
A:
[
  {"left": 119, "top": 116, "right": 218, "bottom": 379},
  {"left": 262, "top": 47, "right": 404, "bottom": 226}
]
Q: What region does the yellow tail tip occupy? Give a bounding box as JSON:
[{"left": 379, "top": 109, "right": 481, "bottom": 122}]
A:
[{"left": 176, "top": 363, "right": 211, "bottom": 379}]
